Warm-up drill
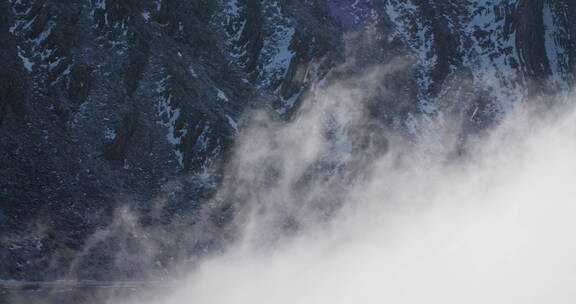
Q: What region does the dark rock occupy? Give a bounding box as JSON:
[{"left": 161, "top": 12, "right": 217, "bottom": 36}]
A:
[{"left": 0, "top": 0, "right": 574, "bottom": 283}]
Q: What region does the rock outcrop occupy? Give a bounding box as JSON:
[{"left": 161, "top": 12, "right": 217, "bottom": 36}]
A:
[{"left": 1, "top": 0, "right": 574, "bottom": 281}]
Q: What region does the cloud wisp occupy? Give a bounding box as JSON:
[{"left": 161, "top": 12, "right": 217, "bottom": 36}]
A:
[{"left": 112, "top": 61, "right": 576, "bottom": 304}]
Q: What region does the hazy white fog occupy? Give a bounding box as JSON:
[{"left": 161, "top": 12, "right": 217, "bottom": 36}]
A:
[{"left": 122, "top": 70, "right": 576, "bottom": 304}]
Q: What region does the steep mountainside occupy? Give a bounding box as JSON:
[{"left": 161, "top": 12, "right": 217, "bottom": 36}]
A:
[{"left": 1, "top": 0, "right": 575, "bottom": 281}]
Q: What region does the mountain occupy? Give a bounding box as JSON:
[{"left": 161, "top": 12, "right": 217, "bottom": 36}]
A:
[{"left": 1, "top": 0, "right": 574, "bottom": 282}]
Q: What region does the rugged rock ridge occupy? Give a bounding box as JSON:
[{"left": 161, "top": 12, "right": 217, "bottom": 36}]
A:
[{"left": 1, "top": 0, "right": 574, "bottom": 281}]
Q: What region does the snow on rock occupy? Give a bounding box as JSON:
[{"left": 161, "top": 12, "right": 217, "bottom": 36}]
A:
[
  {"left": 257, "top": 2, "right": 295, "bottom": 88},
  {"left": 543, "top": 2, "right": 571, "bottom": 91},
  {"left": 222, "top": 0, "right": 248, "bottom": 65},
  {"left": 142, "top": 11, "right": 151, "bottom": 21},
  {"left": 385, "top": 1, "right": 437, "bottom": 102},
  {"left": 104, "top": 127, "right": 117, "bottom": 140},
  {"left": 155, "top": 72, "right": 187, "bottom": 167},
  {"left": 216, "top": 88, "right": 229, "bottom": 102},
  {"left": 225, "top": 115, "right": 238, "bottom": 132},
  {"left": 461, "top": 0, "right": 525, "bottom": 112},
  {"left": 275, "top": 89, "right": 302, "bottom": 115},
  {"left": 17, "top": 46, "right": 34, "bottom": 72}
]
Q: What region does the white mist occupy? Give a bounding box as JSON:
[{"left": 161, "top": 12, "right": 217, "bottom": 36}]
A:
[{"left": 123, "top": 72, "right": 576, "bottom": 303}]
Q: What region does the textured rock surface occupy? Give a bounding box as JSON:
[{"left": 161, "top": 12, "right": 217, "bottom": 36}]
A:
[{"left": 1, "top": 0, "right": 574, "bottom": 282}]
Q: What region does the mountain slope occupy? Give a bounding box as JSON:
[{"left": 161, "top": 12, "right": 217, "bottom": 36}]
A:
[{"left": 0, "top": 0, "right": 574, "bottom": 281}]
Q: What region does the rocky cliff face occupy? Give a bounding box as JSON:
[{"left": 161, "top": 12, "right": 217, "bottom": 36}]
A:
[{"left": 1, "top": 0, "right": 574, "bottom": 282}]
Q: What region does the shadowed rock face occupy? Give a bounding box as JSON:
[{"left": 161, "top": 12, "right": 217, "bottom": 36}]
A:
[
  {"left": 327, "top": 0, "right": 376, "bottom": 30},
  {"left": 0, "top": 0, "right": 574, "bottom": 282}
]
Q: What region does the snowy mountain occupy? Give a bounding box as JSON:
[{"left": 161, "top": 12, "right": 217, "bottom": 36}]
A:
[{"left": 1, "top": 0, "right": 574, "bottom": 283}]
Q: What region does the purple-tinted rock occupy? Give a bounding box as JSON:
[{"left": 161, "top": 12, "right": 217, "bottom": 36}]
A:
[{"left": 327, "top": 0, "right": 376, "bottom": 30}]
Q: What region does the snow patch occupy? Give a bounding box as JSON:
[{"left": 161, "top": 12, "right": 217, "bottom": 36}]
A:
[
  {"left": 276, "top": 89, "right": 303, "bottom": 115},
  {"left": 225, "top": 115, "right": 238, "bottom": 131},
  {"left": 189, "top": 66, "right": 198, "bottom": 77},
  {"left": 462, "top": 0, "right": 524, "bottom": 111},
  {"left": 543, "top": 2, "right": 569, "bottom": 90},
  {"left": 155, "top": 71, "right": 187, "bottom": 167},
  {"left": 216, "top": 88, "right": 229, "bottom": 102},
  {"left": 386, "top": 1, "right": 436, "bottom": 99},
  {"left": 195, "top": 124, "right": 212, "bottom": 151},
  {"left": 259, "top": 3, "right": 296, "bottom": 88},
  {"left": 104, "top": 128, "right": 117, "bottom": 140},
  {"left": 94, "top": 0, "right": 106, "bottom": 10},
  {"left": 17, "top": 46, "right": 33, "bottom": 72}
]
